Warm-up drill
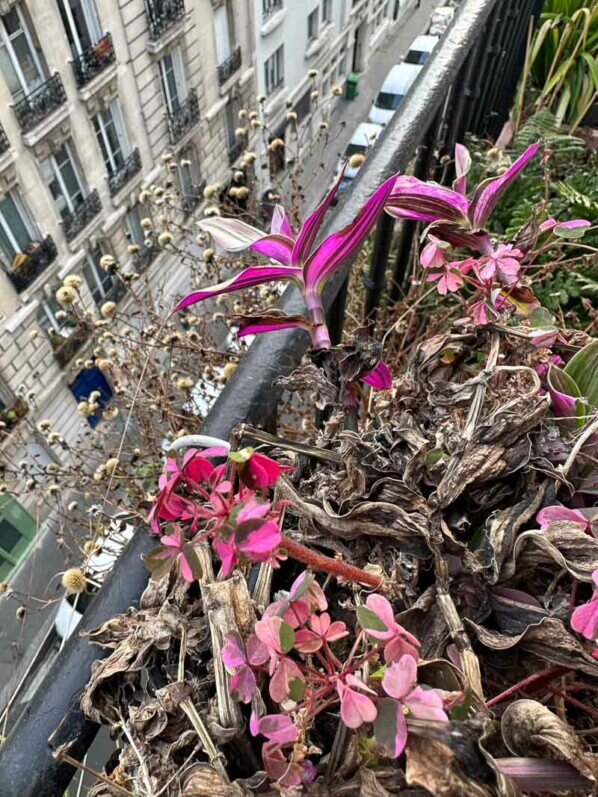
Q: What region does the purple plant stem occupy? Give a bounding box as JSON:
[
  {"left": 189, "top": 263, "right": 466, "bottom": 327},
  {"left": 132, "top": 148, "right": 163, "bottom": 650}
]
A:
[{"left": 485, "top": 666, "right": 570, "bottom": 707}]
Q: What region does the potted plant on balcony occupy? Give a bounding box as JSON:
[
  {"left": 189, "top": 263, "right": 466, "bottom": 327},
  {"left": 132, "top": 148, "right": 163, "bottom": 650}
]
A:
[{"left": 73, "top": 141, "right": 597, "bottom": 795}]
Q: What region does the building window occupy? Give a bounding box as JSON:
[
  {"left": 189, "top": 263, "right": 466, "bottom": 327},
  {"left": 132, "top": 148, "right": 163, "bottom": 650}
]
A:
[
  {"left": 83, "top": 245, "right": 113, "bottom": 304},
  {"left": 0, "top": 5, "right": 45, "bottom": 101},
  {"left": 93, "top": 100, "right": 131, "bottom": 177},
  {"left": 322, "top": 0, "right": 333, "bottom": 22},
  {"left": 57, "top": 0, "right": 103, "bottom": 58},
  {"left": 0, "top": 494, "right": 36, "bottom": 580},
  {"left": 264, "top": 45, "right": 283, "bottom": 95},
  {"left": 213, "top": 2, "right": 233, "bottom": 65},
  {"left": 0, "top": 190, "right": 39, "bottom": 272},
  {"left": 158, "top": 47, "right": 187, "bottom": 112},
  {"left": 38, "top": 294, "right": 75, "bottom": 337},
  {"left": 263, "top": 0, "right": 283, "bottom": 16},
  {"left": 307, "top": 8, "right": 319, "bottom": 40},
  {"left": 177, "top": 146, "right": 201, "bottom": 204},
  {"left": 125, "top": 204, "right": 146, "bottom": 245},
  {"left": 41, "top": 141, "right": 86, "bottom": 220},
  {"left": 294, "top": 89, "right": 311, "bottom": 124}
]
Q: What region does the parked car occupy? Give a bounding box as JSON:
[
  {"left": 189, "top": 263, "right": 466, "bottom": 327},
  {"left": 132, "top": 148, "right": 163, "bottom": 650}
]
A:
[
  {"left": 429, "top": 6, "right": 455, "bottom": 36},
  {"left": 404, "top": 34, "right": 439, "bottom": 67},
  {"left": 334, "top": 122, "right": 384, "bottom": 195},
  {"left": 368, "top": 63, "right": 421, "bottom": 125}
]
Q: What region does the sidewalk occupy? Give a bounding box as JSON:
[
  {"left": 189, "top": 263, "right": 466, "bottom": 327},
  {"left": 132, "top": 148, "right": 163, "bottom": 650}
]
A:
[{"left": 302, "top": 0, "right": 436, "bottom": 211}]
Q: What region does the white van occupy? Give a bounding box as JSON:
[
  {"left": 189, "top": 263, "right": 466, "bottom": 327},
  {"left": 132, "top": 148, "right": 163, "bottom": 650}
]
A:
[
  {"left": 404, "top": 35, "right": 439, "bottom": 67},
  {"left": 429, "top": 6, "right": 455, "bottom": 36},
  {"left": 368, "top": 63, "right": 421, "bottom": 125},
  {"left": 335, "top": 122, "right": 383, "bottom": 193}
]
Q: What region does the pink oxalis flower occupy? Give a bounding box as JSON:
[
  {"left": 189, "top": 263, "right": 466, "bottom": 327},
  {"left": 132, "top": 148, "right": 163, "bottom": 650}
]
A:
[
  {"left": 359, "top": 594, "right": 421, "bottom": 662},
  {"left": 570, "top": 570, "right": 598, "bottom": 642}
]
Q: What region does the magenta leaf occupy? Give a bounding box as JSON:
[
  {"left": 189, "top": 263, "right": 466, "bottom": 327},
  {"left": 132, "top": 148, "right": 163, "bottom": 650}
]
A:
[
  {"left": 337, "top": 680, "right": 377, "bottom": 729},
  {"left": 453, "top": 142, "right": 471, "bottom": 195},
  {"left": 468, "top": 142, "right": 540, "bottom": 229},
  {"left": 303, "top": 175, "right": 397, "bottom": 290},
  {"left": 536, "top": 505, "right": 589, "bottom": 532},
  {"left": 361, "top": 360, "right": 392, "bottom": 390},
  {"left": 291, "top": 163, "right": 346, "bottom": 266},
  {"left": 222, "top": 633, "right": 246, "bottom": 669},
  {"left": 174, "top": 265, "right": 302, "bottom": 312},
  {"left": 249, "top": 234, "right": 294, "bottom": 265},
  {"left": 388, "top": 176, "right": 470, "bottom": 224},
  {"left": 258, "top": 714, "right": 298, "bottom": 744},
  {"left": 270, "top": 205, "right": 293, "bottom": 238},
  {"left": 230, "top": 665, "right": 257, "bottom": 703}
]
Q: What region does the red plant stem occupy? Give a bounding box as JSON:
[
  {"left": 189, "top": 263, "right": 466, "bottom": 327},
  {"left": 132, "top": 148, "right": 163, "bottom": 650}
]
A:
[
  {"left": 485, "top": 666, "right": 570, "bottom": 708},
  {"left": 280, "top": 534, "right": 384, "bottom": 589},
  {"left": 549, "top": 688, "right": 598, "bottom": 720}
]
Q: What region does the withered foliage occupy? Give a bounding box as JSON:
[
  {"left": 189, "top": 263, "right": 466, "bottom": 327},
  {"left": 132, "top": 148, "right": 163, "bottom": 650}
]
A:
[{"left": 76, "top": 328, "right": 597, "bottom": 796}]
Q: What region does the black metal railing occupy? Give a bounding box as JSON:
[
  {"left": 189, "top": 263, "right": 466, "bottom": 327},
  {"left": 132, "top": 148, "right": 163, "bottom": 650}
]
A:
[
  {"left": 166, "top": 88, "right": 199, "bottom": 143},
  {"left": 62, "top": 190, "right": 102, "bottom": 242},
  {"left": 133, "top": 242, "right": 160, "bottom": 272},
  {"left": 5, "top": 236, "right": 57, "bottom": 292},
  {"left": 263, "top": 0, "right": 284, "bottom": 20},
  {"left": 71, "top": 33, "right": 116, "bottom": 87},
  {"left": 13, "top": 74, "right": 67, "bottom": 133},
  {"left": 181, "top": 179, "right": 205, "bottom": 215},
  {"left": 217, "top": 45, "right": 241, "bottom": 85},
  {"left": 108, "top": 148, "right": 142, "bottom": 195},
  {"left": 0, "top": 1, "right": 544, "bottom": 793},
  {"left": 52, "top": 323, "right": 93, "bottom": 367},
  {"left": 145, "top": 0, "right": 185, "bottom": 39},
  {"left": 0, "top": 124, "right": 10, "bottom": 155}
]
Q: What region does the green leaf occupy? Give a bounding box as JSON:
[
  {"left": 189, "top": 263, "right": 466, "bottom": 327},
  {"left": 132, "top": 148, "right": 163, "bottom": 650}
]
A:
[
  {"left": 554, "top": 223, "right": 589, "bottom": 238},
  {"left": 426, "top": 449, "right": 444, "bottom": 467},
  {"left": 288, "top": 677, "right": 306, "bottom": 703},
  {"left": 356, "top": 605, "right": 388, "bottom": 633},
  {"left": 144, "top": 546, "right": 175, "bottom": 580},
  {"left": 291, "top": 572, "right": 314, "bottom": 601},
  {"left": 228, "top": 447, "right": 254, "bottom": 464},
  {"left": 278, "top": 620, "right": 296, "bottom": 654},
  {"left": 530, "top": 307, "right": 556, "bottom": 328},
  {"left": 183, "top": 544, "right": 203, "bottom": 581},
  {"left": 564, "top": 339, "right": 598, "bottom": 406}
]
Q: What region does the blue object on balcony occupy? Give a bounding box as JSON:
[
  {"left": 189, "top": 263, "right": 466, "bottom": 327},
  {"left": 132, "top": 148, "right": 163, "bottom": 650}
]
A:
[{"left": 69, "top": 366, "right": 113, "bottom": 428}]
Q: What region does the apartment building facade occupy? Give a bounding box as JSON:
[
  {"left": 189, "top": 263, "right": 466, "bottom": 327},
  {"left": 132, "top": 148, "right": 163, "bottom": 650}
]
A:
[
  {"left": 0, "top": 0, "right": 256, "bottom": 706},
  {"left": 253, "top": 0, "right": 406, "bottom": 199}
]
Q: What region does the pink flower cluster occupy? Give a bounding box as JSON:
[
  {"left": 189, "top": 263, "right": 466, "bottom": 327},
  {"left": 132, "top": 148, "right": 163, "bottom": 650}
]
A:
[
  {"left": 146, "top": 446, "right": 290, "bottom": 580},
  {"left": 221, "top": 574, "right": 450, "bottom": 787}
]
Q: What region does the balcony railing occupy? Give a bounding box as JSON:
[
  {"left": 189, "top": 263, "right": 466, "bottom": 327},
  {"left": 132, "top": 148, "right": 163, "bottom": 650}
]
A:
[
  {"left": 263, "top": 0, "right": 284, "bottom": 20},
  {"left": 62, "top": 190, "right": 102, "bottom": 242},
  {"left": 0, "top": 397, "right": 29, "bottom": 440},
  {"left": 108, "top": 148, "right": 142, "bottom": 195},
  {"left": 52, "top": 323, "right": 93, "bottom": 368},
  {"left": 71, "top": 33, "right": 116, "bottom": 88},
  {"left": 13, "top": 74, "right": 67, "bottom": 133},
  {"left": 133, "top": 242, "right": 160, "bottom": 272},
  {"left": 5, "top": 235, "right": 58, "bottom": 292},
  {"left": 0, "top": 1, "right": 545, "bottom": 793},
  {"left": 0, "top": 124, "right": 10, "bottom": 155},
  {"left": 181, "top": 179, "right": 206, "bottom": 215},
  {"left": 217, "top": 45, "right": 242, "bottom": 85},
  {"left": 145, "top": 0, "right": 185, "bottom": 39},
  {"left": 167, "top": 88, "right": 199, "bottom": 143}
]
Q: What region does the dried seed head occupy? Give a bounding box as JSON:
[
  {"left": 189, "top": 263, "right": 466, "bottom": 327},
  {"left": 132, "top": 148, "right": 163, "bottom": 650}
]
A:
[
  {"left": 100, "top": 254, "right": 115, "bottom": 269},
  {"left": 56, "top": 286, "right": 77, "bottom": 306},
  {"left": 104, "top": 457, "right": 119, "bottom": 475},
  {"left": 332, "top": 85, "right": 343, "bottom": 96},
  {"left": 16, "top": 606, "right": 26, "bottom": 619},
  {"left": 238, "top": 109, "right": 248, "bottom": 120},
  {"left": 348, "top": 153, "right": 365, "bottom": 169},
  {"left": 221, "top": 362, "right": 237, "bottom": 382},
  {"left": 29, "top": 328, "right": 39, "bottom": 340},
  {"left": 38, "top": 419, "right": 52, "bottom": 431},
  {"left": 63, "top": 274, "right": 82, "bottom": 288},
  {"left": 158, "top": 231, "right": 173, "bottom": 247},
  {"left": 204, "top": 206, "right": 221, "bottom": 217},
  {"left": 140, "top": 217, "right": 153, "bottom": 229},
  {"left": 161, "top": 152, "right": 173, "bottom": 162},
  {"left": 203, "top": 247, "right": 215, "bottom": 262},
  {"left": 310, "top": 90, "right": 319, "bottom": 100},
  {"left": 307, "top": 68, "right": 318, "bottom": 78},
  {"left": 268, "top": 138, "right": 285, "bottom": 151},
  {"left": 318, "top": 122, "right": 328, "bottom": 131},
  {"left": 286, "top": 110, "right": 298, "bottom": 121},
  {"left": 67, "top": 501, "right": 78, "bottom": 512},
  {"left": 78, "top": 400, "right": 91, "bottom": 417},
  {"left": 235, "top": 127, "right": 247, "bottom": 138},
  {"left": 100, "top": 301, "right": 117, "bottom": 318},
  {"left": 236, "top": 186, "right": 250, "bottom": 200},
  {"left": 176, "top": 377, "right": 194, "bottom": 389},
  {"left": 138, "top": 189, "right": 152, "bottom": 203},
  {"left": 62, "top": 568, "right": 86, "bottom": 594}
]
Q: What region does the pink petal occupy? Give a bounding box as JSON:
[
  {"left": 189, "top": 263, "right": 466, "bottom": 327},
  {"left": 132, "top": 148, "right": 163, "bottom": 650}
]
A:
[
  {"left": 238, "top": 520, "right": 282, "bottom": 557},
  {"left": 258, "top": 714, "right": 298, "bottom": 744},
  {"left": 237, "top": 500, "right": 271, "bottom": 523},
  {"left": 310, "top": 612, "right": 331, "bottom": 636},
  {"left": 294, "top": 628, "right": 322, "bottom": 653},
  {"left": 364, "top": 594, "right": 396, "bottom": 640},
  {"left": 303, "top": 175, "right": 397, "bottom": 290},
  {"left": 362, "top": 360, "right": 392, "bottom": 390},
  {"left": 326, "top": 621, "right": 349, "bottom": 642},
  {"left": 255, "top": 616, "right": 285, "bottom": 655},
  {"left": 420, "top": 239, "right": 446, "bottom": 268},
  {"left": 337, "top": 683, "right": 377, "bottom": 729},
  {"left": 469, "top": 142, "right": 540, "bottom": 229},
  {"left": 381, "top": 654, "right": 418, "bottom": 699},
  {"left": 345, "top": 673, "right": 376, "bottom": 694},
  {"left": 536, "top": 505, "right": 588, "bottom": 532},
  {"left": 222, "top": 634, "right": 246, "bottom": 669},
  {"left": 230, "top": 665, "right": 257, "bottom": 703},
  {"left": 174, "top": 265, "right": 302, "bottom": 312},
  {"left": 291, "top": 164, "right": 347, "bottom": 266},
  {"left": 571, "top": 600, "right": 598, "bottom": 640},
  {"left": 179, "top": 553, "right": 194, "bottom": 582},
  {"left": 405, "top": 686, "right": 448, "bottom": 721},
  {"left": 212, "top": 537, "right": 237, "bottom": 577}
]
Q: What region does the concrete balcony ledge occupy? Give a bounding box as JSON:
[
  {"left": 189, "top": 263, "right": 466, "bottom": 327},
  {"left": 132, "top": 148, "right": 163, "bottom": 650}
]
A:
[
  {"left": 146, "top": 17, "right": 186, "bottom": 56},
  {"left": 21, "top": 102, "right": 70, "bottom": 150},
  {"left": 304, "top": 24, "right": 332, "bottom": 60},
  {"left": 264, "top": 86, "right": 289, "bottom": 118},
  {"left": 76, "top": 60, "right": 118, "bottom": 104},
  {"left": 260, "top": 7, "right": 286, "bottom": 36}
]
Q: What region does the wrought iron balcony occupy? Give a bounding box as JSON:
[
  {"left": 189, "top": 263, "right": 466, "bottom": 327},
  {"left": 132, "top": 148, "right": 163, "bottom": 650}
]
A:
[
  {"left": 5, "top": 235, "right": 57, "bottom": 292},
  {"left": 217, "top": 45, "right": 241, "bottom": 85},
  {"left": 166, "top": 88, "right": 199, "bottom": 143},
  {"left": 13, "top": 74, "right": 67, "bottom": 133},
  {"left": 108, "top": 148, "right": 142, "bottom": 195},
  {"left": 263, "top": 0, "right": 283, "bottom": 20},
  {"left": 145, "top": 0, "right": 185, "bottom": 39},
  {"left": 52, "top": 322, "right": 93, "bottom": 368},
  {"left": 71, "top": 33, "right": 116, "bottom": 88},
  {"left": 62, "top": 190, "right": 102, "bottom": 242},
  {"left": 181, "top": 180, "right": 205, "bottom": 215},
  {"left": 133, "top": 242, "right": 160, "bottom": 272},
  {"left": 0, "top": 124, "right": 10, "bottom": 155}
]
